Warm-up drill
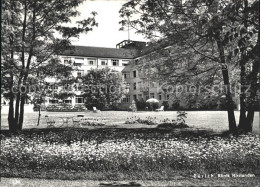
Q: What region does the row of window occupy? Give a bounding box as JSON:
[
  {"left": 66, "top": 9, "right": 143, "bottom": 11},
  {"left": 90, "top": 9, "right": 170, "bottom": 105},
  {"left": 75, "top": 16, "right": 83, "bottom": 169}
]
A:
[
  {"left": 49, "top": 96, "right": 84, "bottom": 104},
  {"left": 64, "top": 57, "right": 128, "bottom": 67},
  {"left": 132, "top": 82, "right": 157, "bottom": 90}
]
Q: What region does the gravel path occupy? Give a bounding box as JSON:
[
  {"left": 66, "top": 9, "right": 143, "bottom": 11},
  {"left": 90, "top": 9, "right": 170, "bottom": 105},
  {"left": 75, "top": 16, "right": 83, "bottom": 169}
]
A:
[{"left": 1, "top": 177, "right": 260, "bottom": 186}]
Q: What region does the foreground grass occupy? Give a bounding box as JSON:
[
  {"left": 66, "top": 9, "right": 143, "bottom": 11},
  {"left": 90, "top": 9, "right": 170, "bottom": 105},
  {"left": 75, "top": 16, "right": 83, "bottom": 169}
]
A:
[{"left": 1, "top": 128, "right": 260, "bottom": 180}]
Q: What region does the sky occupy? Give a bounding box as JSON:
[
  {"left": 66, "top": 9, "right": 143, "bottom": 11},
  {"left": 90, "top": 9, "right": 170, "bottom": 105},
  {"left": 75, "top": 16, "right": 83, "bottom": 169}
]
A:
[{"left": 70, "top": 0, "right": 146, "bottom": 48}]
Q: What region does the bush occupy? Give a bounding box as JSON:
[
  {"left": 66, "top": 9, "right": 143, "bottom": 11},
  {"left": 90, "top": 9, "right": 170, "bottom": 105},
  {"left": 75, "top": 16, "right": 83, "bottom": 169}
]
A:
[
  {"left": 162, "top": 101, "right": 169, "bottom": 110},
  {"left": 171, "top": 100, "right": 180, "bottom": 110},
  {"left": 136, "top": 99, "right": 146, "bottom": 110},
  {"left": 219, "top": 98, "right": 237, "bottom": 110},
  {"left": 157, "top": 111, "right": 188, "bottom": 129},
  {"left": 146, "top": 102, "right": 159, "bottom": 110},
  {"left": 73, "top": 104, "right": 87, "bottom": 111}
]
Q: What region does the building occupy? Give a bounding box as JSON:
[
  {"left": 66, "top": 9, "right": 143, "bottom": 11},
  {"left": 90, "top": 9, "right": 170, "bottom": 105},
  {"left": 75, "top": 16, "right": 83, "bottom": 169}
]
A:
[
  {"left": 3, "top": 40, "right": 256, "bottom": 110},
  {"left": 44, "top": 44, "right": 139, "bottom": 107}
]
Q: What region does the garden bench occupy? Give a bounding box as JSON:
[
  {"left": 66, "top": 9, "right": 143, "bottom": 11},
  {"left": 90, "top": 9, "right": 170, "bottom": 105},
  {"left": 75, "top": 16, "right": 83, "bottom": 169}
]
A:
[
  {"left": 93, "top": 107, "right": 101, "bottom": 113},
  {"left": 156, "top": 106, "right": 164, "bottom": 112}
]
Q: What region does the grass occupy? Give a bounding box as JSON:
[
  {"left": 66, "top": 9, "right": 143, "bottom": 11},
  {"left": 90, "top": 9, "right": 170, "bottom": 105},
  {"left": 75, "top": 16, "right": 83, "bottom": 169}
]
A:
[
  {"left": 1, "top": 110, "right": 260, "bottom": 133},
  {"left": 1, "top": 109, "right": 260, "bottom": 185}
]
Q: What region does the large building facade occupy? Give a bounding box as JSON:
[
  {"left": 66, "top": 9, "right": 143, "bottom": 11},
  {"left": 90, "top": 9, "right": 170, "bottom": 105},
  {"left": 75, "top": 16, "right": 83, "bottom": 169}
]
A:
[{"left": 3, "top": 40, "right": 255, "bottom": 110}]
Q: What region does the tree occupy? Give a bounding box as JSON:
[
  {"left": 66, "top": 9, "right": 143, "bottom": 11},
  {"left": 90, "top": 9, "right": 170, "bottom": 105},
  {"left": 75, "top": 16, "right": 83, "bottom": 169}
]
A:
[
  {"left": 119, "top": 0, "right": 259, "bottom": 133},
  {"left": 1, "top": 0, "right": 97, "bottom": 132},
  {"left": 27, "top": 59, "right": 75, "bottom": 126},
  {"left": 80, "top": 68, "right": 126, "bottom": 110}
]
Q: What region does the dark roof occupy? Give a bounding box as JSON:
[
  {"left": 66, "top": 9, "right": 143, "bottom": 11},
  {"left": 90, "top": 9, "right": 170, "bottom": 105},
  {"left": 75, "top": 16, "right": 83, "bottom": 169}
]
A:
[{"left": 59, "top": 45, "right": 138, "bottom": 59}]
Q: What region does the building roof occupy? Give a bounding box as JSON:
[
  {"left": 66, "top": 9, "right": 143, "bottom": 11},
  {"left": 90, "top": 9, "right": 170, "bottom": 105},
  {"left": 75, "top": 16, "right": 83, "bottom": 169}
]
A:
[{"left": 59, "top": 45, "right": 138, "bottom": 59}]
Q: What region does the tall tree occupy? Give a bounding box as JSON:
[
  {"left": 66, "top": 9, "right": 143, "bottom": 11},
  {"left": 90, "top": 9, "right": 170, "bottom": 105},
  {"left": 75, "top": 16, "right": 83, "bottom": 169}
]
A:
[
  {"left": 1, "top": 0, "right": 97, "bottom": 132},
  {"left": 119, "top": 0, "right": 259, "bottom": 132}
]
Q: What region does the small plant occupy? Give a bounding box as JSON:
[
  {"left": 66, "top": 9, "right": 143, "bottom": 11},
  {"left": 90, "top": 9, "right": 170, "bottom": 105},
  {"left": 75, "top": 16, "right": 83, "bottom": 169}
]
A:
[
  {"left": 157, "top": 111, "right": 188, "bottom": 129},
  {"left": 177, "top": 111, "right": 187, "bottom": 125},
  {"left": 125, "top": 116, "right": 158, "bottom": 125}
]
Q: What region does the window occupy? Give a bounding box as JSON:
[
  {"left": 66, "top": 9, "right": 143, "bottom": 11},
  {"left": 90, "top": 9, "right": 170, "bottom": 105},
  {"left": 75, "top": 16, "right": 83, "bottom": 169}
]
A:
[
  {"left": 133, "top": 70, "right": 137, "bottom": 78},
  {"left": 166, "top": 94, "right": 170, "bottom": 100},
  {"left": 123, "top": 73, "right": 130, "bottom": 79},
  {"left": 122, "top": 95, "right": 130, "bottom": 103},
  {"left": 144, "top": 94, "right": 149, "bottom": 100},
  {"left": 101, "top": 59, "right": 108, "bottom": 66},
  {"left": 75, "top": 96, "right": 84, "bottom": 104},
  {"left": 63, "top": 57, "right": 71, "bottom": 64},
  {"left": 112, "top": 59, "right": 119, "bottom": 66},
  {"left": 135, "top": 59, "right": 138, "bottom": 65},
  {"left": 49, "top": 99, "right": 58, "bottom": 104},
  {"left": 150, "top": 93, "right": 155, "bottom": 98},
  {"left": 133, "top": 95, "right": 137, "bottom": 101},
  {"left": 133, "top": 83, "right": 136, "bottom": 90},
  {"left": 77, "top": 70, "right": 84, "bottom": 77},
  {"left": 63, "top": 99, "right": 72, "bottom": 104},
  {"left": 159, "top": 94, "right": 162, "bottom": 100},
  {"left": 87, "top": 58, "right": 96, "bottom": 66},
  {"left": 74, "top": 58, "right": 84, "bottom": 66},
  {"left": 122, "top": 60, "right": 129, "bottom": 66}
]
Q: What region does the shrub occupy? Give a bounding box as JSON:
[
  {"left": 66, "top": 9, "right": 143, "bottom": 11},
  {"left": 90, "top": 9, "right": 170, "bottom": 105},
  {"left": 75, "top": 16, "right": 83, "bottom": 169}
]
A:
[
  {"left": 136, "top": 99, "right": 146, "bottom": 110},
  {"left": 146, "top": 102, "right": 159, "bottom": 110},
  {"left": 219, "top": 98, "right": 237, "bottom": 110},
  {"left": 162, "top": 101, "right": 169, "bottom": 110},
  {"left": 125, "top": 116, "right": 157, "bottom": 125},
  {"left": 157, "top": 111, "right": 188, "bottom": 129},
  {"left": 171, "top": 100, "right": 180, "bottom": 110}
]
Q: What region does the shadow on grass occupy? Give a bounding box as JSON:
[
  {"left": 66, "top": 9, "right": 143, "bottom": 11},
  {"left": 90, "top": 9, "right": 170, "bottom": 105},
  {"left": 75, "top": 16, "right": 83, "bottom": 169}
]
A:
[{"left": 1, "top": 126, "right": 230, "bottom": 141}]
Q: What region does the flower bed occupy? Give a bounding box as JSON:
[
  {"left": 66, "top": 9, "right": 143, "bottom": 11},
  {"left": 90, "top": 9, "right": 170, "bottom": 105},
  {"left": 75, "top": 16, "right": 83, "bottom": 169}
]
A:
[
  {"left": 1, "top": 130, "right": 260, "bottom": 177},
  {"left": 81, "top": 121, "right": 105, "bottom": 126},
  {"left": 125, "top": 116, "right": 157, "bottom": 125}
]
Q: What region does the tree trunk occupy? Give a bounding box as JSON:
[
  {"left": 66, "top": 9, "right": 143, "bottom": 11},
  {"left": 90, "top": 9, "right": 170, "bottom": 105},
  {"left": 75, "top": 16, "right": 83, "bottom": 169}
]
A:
[
  {"left": 14, "top": 87, "right": 21, "bottom": 124},
  {"left": 37, "top": 107, "right": 41, "bottom": 126},
  {"left": 238, "top": 57, "right": 248, "bottom": 131},
  {"left": 18, "top": 94, "right": 26, "bottom": 130},
  {"left": 244, "top": 58, "right": 259, "bottom": 132},
  {"left": 8, "top": 93, "right": 16, "bottom": 132},
  {"left": 215, "top": 37, "right": 237, "bottom": 132}
]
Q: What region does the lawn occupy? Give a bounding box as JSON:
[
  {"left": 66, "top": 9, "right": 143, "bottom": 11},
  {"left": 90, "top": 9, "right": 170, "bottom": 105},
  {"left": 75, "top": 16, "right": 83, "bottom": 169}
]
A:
[
  {"left": 1, "top": 106, "right": 260, "bottom": 185},
  {"left": 1, "top": 106, "right": 260, "bottom": 134}
]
